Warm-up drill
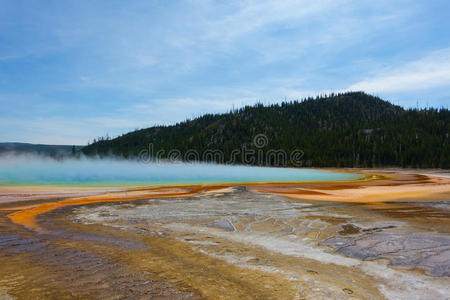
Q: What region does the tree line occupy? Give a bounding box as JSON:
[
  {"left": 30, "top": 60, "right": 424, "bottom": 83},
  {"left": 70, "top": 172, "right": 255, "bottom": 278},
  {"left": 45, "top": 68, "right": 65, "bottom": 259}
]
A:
[{"left": 82, "top": 92, "right": 449, "bottom": 168}]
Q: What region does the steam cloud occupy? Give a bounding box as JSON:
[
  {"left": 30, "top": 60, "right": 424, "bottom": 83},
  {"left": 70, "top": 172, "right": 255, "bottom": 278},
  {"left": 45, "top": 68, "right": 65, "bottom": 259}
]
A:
[{"left": 0, "top": 153, "right": 358, "bottom": 186}]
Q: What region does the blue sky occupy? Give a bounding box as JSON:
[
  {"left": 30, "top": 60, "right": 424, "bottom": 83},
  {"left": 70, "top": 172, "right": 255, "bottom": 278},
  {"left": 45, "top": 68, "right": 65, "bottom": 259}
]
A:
[{"left": 1, "top": 0, "right": 449, "bottom": 144}]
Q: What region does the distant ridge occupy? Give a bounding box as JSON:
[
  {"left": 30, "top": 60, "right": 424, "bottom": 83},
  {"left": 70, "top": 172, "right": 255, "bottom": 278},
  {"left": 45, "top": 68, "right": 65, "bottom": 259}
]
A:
[
  {"left": 83, "top": 92, "right": 449, "bottom": 168},
  {"left": 0, "top": 142, "right": 83, "bottom": 157}
]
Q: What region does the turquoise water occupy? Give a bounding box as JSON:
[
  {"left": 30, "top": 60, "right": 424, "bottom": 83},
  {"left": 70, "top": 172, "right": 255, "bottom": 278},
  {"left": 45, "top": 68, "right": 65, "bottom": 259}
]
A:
[{"left": 0, "top": 156, "right": 360, "bottom": 186}]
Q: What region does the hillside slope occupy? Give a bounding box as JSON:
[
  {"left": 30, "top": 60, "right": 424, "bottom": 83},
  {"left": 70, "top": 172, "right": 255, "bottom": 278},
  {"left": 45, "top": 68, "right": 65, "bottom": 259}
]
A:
[{"left": 83, "top": 92, "right": 450, "bottom": 168}]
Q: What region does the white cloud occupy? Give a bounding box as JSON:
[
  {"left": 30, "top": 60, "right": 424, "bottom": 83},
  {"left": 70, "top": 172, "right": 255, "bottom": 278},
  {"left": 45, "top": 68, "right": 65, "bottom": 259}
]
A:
[
  {"left": 2, "top": 0, "right": 446, "bottom": 144},
  {"left": 348, "top": 48, "right": 450, "bottom": 93},
  {"left": 204, "top": 0, "right": 339, "bottom": 41}
]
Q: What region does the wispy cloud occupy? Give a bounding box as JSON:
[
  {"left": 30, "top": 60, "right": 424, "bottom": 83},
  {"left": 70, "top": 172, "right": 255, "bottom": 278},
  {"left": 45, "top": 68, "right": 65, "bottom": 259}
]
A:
[
  {"left": 1, "top": 0, "right": 449, "bottom": 143},
  {"left": 348, "top": 48, "right": 450, "bottom": 93}
]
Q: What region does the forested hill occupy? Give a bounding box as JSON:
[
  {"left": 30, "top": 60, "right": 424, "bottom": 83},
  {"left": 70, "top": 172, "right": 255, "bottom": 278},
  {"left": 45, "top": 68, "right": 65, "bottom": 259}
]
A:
[{"left": 82, "top": 92, "right": 450, "bottom": 168}]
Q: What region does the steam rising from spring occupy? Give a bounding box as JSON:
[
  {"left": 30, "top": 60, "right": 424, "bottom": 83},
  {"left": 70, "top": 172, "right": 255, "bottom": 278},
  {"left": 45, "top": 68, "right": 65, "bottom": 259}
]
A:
[{"left": 0, "top": 154, "right": 359, "bottom": 186}]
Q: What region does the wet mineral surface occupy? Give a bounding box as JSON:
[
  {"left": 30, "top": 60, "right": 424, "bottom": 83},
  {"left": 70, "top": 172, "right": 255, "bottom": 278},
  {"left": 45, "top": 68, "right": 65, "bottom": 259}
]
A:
[{"left": 0, "top": 171, "right": 449, "bottom": 299}]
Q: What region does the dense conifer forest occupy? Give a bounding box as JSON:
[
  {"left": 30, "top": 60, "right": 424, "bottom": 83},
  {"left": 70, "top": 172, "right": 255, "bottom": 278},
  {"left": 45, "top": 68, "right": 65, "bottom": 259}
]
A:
[{"left": 82, "top": 92, "right": 449, "bottom": 168}]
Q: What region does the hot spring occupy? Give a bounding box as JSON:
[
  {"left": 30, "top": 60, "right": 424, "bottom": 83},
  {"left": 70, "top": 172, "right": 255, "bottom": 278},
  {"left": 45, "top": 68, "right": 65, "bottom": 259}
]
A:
[{"left": 0, "top": 155, "right": 360, "bottom": 186}]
